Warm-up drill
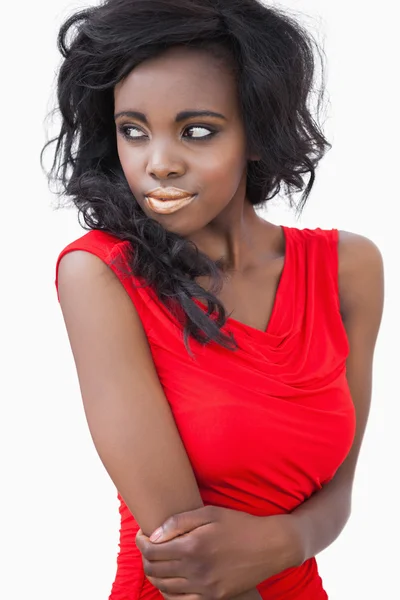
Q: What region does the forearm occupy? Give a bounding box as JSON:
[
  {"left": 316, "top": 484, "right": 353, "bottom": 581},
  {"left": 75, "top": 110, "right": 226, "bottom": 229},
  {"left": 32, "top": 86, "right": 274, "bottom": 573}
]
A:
[{"left": 288, "top": 476, "right": 353, "bottom": 563}]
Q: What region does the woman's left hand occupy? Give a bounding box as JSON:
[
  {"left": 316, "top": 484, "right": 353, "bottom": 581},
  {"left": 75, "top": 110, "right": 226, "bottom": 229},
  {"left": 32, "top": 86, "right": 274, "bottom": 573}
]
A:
[{"left": 135, "top": 505, "right": 303, "bottom": 600}]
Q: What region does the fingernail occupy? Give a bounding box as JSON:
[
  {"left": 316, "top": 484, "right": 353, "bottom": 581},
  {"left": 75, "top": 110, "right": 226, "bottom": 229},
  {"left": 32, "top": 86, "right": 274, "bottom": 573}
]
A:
[{"left": 150, "top": 527, "right": 163, "bottom": 542}]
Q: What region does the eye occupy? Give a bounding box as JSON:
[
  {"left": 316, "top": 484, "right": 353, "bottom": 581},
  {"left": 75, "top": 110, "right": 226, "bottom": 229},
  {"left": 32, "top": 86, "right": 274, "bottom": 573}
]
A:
[
  {"left": 117, "top": 124, "right": 217, "bottom": 142},
  {"left": 118, "top": 125, "right": 145, "bottom": 140},
  {"left": 183, "top": 126, "right": 216, "bottom": 140}
]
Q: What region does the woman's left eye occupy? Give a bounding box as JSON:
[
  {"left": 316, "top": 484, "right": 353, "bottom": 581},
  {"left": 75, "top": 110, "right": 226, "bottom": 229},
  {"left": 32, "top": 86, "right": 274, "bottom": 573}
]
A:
[{"left": 183, "top": 126, "right": 216, "bottom": 140}]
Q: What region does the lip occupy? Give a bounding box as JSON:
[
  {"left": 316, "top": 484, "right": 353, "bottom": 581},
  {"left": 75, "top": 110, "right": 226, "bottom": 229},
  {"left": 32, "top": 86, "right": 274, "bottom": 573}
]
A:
[
  {"left": 145, "top": 187, "right": 195, "bottom": 201},
  {"left": 145, "top": 194, "right": 196, "bottom": 215}
]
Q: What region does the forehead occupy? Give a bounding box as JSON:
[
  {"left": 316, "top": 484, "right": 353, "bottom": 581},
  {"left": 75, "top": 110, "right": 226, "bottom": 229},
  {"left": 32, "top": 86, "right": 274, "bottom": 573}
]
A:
[{"left": 114, "top": 46, "right": 238, "bottom": 116}]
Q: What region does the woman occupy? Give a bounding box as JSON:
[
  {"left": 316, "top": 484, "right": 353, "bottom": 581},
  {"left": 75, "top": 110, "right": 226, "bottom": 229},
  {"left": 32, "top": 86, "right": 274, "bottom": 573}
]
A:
[{"left": 43, "top": 0, "right": 384, "bottom": 598}]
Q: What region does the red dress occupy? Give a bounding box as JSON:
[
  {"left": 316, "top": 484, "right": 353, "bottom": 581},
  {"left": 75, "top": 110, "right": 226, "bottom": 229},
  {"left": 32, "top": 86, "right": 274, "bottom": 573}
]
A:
[{"left": 55, "top": 226, "right": 356, "bottom": 600}]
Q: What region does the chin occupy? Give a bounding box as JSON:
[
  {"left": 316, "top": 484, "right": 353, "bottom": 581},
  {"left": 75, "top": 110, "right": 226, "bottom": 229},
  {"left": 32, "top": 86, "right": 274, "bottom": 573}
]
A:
[
  {"left": 160, "top": 220, "right": 199, "bottom": 238},
  {"left": 143, "top": 205, "right": 209, "bottom": 238}
]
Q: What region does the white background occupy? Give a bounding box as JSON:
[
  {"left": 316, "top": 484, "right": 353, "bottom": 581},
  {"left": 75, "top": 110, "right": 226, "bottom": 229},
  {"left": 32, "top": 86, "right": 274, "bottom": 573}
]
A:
[{"left": 1, "top": 1, "right": 399, "bottom": 598}]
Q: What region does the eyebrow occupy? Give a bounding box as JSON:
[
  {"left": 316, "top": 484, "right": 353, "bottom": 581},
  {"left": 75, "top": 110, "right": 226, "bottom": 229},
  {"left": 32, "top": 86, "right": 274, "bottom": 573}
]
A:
[{"left": 114, "top": 110, "right": 227, "bottom": 123}]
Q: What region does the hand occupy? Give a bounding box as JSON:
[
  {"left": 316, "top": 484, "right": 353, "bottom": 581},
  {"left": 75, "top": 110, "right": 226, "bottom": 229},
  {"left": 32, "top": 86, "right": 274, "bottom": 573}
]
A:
[{"left": 135, "top": 505, "right": 302, "bottom": 600}]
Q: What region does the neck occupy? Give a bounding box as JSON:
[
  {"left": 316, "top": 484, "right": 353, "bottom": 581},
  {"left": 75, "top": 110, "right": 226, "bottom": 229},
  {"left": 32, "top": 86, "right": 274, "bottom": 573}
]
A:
[{"left": 188, "top": 199, "right": 276, "bottom": 272}]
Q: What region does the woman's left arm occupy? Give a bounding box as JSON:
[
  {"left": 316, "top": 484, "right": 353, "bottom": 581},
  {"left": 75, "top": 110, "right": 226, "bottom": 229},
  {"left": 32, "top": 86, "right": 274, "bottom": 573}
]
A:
[{"left": 287, "top": 230, "right": 384, "bottom": 561}]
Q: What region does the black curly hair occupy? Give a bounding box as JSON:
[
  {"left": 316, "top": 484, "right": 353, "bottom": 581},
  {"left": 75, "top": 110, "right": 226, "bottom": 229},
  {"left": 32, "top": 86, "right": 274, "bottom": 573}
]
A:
[{"left": 41, "top": 0, "right": 331, "bottom": 353}]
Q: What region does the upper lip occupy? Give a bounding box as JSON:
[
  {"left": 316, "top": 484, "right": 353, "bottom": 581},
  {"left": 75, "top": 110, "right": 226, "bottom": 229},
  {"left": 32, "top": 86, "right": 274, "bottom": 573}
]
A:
[{"left": 145, "top": 187, "right": 195, "bottom": 200}]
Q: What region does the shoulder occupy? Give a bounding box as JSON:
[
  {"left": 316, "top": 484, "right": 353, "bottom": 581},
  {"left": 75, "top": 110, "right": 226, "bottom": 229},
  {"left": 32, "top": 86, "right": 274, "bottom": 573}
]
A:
[
  {"left": 57, "top": 234, "right": 146, "bottom": 343},
  {"left": 55, "top": 229, "right": 130, "bottom": 291},
  {"left": 289, "top": 226, "right": 384, "bottom": 343},
  {"left": 58, "top": 228, "right": 128, "bottom": 257},
  {"left": 337, "top": 230, "right": 383, "bottom": 277},
  {"left": 57, "top": 244, "right": 123, "bottom": 310},
  {"left": 337, "top": 230, "right": 384, "bottom": 312},
  {"left": 337, "top": 230, "right": 384, "bottom": 345},
  {"left": 56, "top": 229, "right": 151, "bottom": 330},
  {"left": 292, "top": 226, "right": 384, "bottom": 298}
]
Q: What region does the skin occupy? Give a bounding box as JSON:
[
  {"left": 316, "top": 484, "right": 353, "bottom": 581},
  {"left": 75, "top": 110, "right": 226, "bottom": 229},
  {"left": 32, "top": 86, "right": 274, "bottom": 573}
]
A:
[
  {"left": 114, "top": 47, "right": 284, "bottom": 332},
  {"left": 57, "top": 46, "right": 384, "bottom": 600}
]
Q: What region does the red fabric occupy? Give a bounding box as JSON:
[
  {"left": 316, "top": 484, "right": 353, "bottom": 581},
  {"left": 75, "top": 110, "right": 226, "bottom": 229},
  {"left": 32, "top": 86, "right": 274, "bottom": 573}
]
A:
[{"left": 55, "top": 226, "right": 356, "bottom": 599}]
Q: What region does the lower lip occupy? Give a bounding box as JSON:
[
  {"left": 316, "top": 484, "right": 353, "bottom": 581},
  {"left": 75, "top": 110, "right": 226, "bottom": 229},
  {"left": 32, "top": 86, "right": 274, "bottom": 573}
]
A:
[{"left": 145, "top": 195, "right": 196, "bottom": 214}]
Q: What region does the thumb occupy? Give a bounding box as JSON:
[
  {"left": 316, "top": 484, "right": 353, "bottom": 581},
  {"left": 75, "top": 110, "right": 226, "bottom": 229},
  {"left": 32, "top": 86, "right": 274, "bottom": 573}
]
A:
[{"left": 150, "top": 506, "right": 214, "bottom": 543}]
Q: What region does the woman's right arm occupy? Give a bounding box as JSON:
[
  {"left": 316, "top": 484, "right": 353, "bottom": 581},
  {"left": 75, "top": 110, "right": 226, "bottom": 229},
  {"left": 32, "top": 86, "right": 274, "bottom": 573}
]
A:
[
  {"left": 57, "top": 250, "right": 203, "bottom": 535},
  {"left": 57, "top": 250, "right": 261, "bottom": 600}
]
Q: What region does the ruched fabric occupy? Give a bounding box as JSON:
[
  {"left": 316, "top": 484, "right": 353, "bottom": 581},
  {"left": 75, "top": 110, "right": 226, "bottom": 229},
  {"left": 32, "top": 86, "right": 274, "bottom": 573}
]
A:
[{"left": 55, "top": 226, "right": 356, "bottom": 599}]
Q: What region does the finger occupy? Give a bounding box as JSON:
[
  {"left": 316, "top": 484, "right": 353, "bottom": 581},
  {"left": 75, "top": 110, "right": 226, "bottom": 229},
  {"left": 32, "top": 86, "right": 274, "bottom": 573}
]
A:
[
  {"left": 142, "top": 558, "right": 181, "bottom": 578},
  {"left": 136, "top": 531, "right": 175, "bottom": 560},
  {"left": 146, "top": 576, "right": 190, "bottom": 595},
  {"left": 135, "top": 530, "right": 151, "bottom": 554},
  {"left": 150, "top": 507, "right": 215, "bottom": 543},
  {"left": 139, "top": 534, "right": 194, "bottom": 561}
]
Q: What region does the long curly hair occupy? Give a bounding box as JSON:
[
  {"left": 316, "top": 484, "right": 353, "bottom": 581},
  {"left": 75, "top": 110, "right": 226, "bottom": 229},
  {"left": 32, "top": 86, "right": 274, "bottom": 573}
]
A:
[{"left": 41, "top": 0, "right": 331, "bottom": 353}]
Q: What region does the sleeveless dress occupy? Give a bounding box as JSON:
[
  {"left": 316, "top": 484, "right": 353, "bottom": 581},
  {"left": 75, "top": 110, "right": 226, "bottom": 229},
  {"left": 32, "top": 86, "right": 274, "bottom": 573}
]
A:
[{"left": 55, "top": 226, "right": 356, "bottom": 600}]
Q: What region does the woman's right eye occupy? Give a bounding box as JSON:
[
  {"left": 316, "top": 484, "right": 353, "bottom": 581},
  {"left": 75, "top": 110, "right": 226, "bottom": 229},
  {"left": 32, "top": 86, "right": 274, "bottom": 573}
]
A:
[{"left": 119, "top": 125, "right": 145, "bottom": 140}]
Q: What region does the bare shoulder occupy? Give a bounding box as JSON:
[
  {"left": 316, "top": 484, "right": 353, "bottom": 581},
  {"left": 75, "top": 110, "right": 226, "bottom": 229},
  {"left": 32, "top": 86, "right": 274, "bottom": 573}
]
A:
[
  {"left": 57, "top": 248, "right": 153, "bottom": 386},
  {"left": 58, "top": 249, "right": 118, "bottom": 293},
  {"left": 337, "top": 230, "right": 383, "bottom": 275},
  {"left": 337, "top": 230, "right": 384, "bottom": 343},
  {"left": 57, "top": 249, "right": 139, "bottom": 321}
]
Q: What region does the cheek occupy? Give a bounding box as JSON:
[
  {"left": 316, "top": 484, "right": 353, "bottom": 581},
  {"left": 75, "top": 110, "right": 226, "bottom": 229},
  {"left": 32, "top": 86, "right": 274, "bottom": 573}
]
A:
[
  {"left": 117, "top": 144, "right": 143, "bottom": 191},
  {"left": 198, "top": 143, "right": 246, "bottom": 189},
  {"left": 117, "top": 141, "right": 129, "bottom": 173}
]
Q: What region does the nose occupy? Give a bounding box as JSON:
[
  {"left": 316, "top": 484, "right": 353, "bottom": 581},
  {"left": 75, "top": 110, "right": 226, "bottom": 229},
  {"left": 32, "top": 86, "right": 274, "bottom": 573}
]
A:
[{"left": 146, "top": 143, "right": 185, "bottom": 179}]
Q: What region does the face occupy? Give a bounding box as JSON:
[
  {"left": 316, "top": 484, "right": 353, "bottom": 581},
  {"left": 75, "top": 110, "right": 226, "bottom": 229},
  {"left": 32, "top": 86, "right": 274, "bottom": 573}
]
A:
[{"left": 114, "top": 46, "right": 251, "bottom": 238}]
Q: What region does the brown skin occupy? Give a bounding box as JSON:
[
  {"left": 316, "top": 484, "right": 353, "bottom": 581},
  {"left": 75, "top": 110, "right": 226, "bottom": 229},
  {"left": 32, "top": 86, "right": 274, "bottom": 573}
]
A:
[
  {"left": 58, "top": 46, "right": 384, "bottom": 600},
  {"left": 114, "top": 46, "right": 284, "bottom": 335}
]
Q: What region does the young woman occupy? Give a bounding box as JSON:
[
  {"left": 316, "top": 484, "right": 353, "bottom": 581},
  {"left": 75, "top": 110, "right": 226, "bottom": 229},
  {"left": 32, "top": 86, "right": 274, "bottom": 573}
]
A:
[{"left": 43, "top": 1, "right": 384, "bottom": 598}]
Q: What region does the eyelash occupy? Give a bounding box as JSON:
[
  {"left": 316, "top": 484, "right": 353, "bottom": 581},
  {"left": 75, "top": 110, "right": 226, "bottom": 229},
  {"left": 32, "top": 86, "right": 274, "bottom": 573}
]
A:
[{"left": 117, "top": 124, "right": 217, "bottom": 142}]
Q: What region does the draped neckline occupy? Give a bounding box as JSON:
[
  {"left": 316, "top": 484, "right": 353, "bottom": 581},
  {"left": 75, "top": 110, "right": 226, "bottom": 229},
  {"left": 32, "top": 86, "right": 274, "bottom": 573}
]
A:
[{"left": 193, "top": 225, "right": 294, "bottom": 346}]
